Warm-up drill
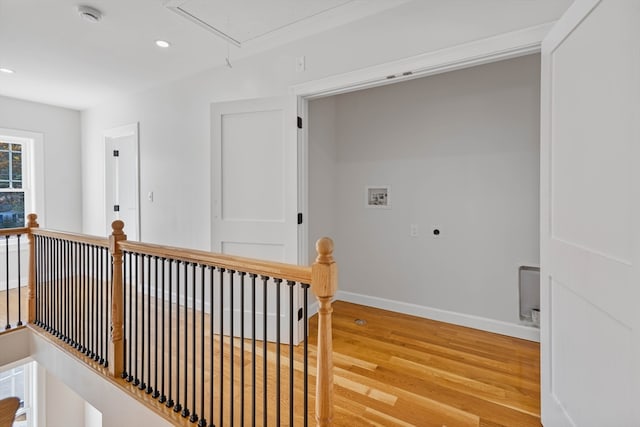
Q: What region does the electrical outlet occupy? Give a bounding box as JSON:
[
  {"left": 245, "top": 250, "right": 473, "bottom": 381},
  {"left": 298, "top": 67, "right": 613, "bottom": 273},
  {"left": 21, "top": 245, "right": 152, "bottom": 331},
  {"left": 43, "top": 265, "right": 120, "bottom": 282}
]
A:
[{"left": 410, "top": 224, "right": 418, "bottom": 237}]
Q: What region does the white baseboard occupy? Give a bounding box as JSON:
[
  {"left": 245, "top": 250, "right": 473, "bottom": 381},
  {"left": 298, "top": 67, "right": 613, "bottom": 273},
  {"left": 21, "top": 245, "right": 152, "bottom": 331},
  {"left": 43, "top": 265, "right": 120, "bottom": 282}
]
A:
[{"left": 334, "top": 290, "right": 540, "bottom": 342}]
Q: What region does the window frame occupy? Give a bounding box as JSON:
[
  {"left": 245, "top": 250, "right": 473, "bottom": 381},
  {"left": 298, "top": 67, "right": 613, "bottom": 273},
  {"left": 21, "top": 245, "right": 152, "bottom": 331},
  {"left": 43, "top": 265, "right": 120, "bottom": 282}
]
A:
[{"left": 0, "top": 128, "right": 45, "bottom": 228}]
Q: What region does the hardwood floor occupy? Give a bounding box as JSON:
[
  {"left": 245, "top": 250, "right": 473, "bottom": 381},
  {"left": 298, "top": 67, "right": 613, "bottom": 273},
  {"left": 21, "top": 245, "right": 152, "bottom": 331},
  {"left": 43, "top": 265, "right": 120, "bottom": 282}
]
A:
[
  {"left": 328, "top": 302, "right": 540, "bottom": 427},
  {"left": 1, "top": 287, "right": 540, "bottom": 427},
  {"left": 0, "top": 287, "right": 28, "bottom": 331}
]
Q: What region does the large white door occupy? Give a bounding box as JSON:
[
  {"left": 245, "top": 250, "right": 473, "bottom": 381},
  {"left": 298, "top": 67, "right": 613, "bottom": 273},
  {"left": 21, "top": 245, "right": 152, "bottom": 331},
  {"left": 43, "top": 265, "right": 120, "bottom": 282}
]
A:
[
  {"left": 211, "top": 97, "right": 300, "bottom": 342},
  {"left": 105, "top": 123, "right": 140, "bottom": 241},
  {"left": 540, "top": 1, "right": 640, "bottom": 425}
]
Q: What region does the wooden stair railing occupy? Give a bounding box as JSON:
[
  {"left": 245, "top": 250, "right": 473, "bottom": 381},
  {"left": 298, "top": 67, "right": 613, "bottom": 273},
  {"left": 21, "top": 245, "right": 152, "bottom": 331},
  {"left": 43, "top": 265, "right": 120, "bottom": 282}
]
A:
[{"left": 20, "top": 214, "right": 337, "bottom": 426}]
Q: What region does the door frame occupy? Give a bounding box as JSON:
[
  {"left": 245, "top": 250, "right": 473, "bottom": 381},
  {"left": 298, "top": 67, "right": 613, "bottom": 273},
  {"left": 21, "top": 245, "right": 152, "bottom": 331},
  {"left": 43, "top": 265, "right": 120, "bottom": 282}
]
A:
[
  {"left": 292, "top": 22, "right": 553, "bottom": 291},
  {"left": 104, "top": 122, "right": 140, "bottom": 240}
]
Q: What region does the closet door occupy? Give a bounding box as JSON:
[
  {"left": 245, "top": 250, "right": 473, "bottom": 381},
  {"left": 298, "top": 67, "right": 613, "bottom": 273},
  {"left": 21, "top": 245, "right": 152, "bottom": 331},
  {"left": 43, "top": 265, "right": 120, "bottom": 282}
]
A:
[{"left": 540, "top": 0, "right": 640, "bottom": 425}]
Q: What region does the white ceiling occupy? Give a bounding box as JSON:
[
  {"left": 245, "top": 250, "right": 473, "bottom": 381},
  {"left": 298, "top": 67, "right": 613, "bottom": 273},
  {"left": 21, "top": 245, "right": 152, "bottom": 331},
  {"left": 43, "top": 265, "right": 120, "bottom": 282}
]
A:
[{"left": 0, "top": 0, "right": 572, "bottom": 111}]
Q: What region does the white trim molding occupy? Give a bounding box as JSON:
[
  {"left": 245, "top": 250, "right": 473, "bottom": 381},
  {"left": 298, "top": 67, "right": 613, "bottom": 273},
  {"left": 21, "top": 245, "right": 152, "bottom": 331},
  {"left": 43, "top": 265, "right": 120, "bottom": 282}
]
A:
[
  {"left": 293, "top": 22, "right": 555, "bottom": 100},
  {"left": 335, "top": 291, "right": 540, "bottom": 342}
]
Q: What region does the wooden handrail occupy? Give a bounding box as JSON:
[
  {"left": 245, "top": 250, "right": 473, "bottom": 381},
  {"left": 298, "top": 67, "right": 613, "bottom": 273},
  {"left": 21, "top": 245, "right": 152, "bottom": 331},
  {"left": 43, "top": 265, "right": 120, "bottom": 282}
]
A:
[
  {"left": 27, "top": 214, "right": 39, "bottom": 324},
  {"left": 118, "top": 240, "right": 312, "bottom": 284},
  {"left": 311, "top": 237, "right": 337, "bottom": 427},
  {"left": 0, "top": 227, "right": 29, "bottom": 237},
  {"left": 108, "top": 220, "right": 126, "bottom": 377},
  {"left": 30, "top": 228, "right": 109, "bottom": 248}
]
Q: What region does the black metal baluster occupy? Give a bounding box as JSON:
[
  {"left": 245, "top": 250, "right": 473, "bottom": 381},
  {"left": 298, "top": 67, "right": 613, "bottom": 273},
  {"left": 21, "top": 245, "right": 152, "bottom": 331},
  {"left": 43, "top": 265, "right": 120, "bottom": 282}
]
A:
[
  {"left": 90, "top": 244, "right": 95, "bottom": 357},
  {"left": 79, "top": 243, "right": 84, "bottom": 351},
  {"left": 197, "top": 265, "right": 206, "bottom": 427},
  {"left": 166, "top": 259, "right": 175, "bottom": 408},
  {"left": 275, "top": 278, "right": 282, "bottom": 426},
  {"left": 71, "top": 242, "right": 76, "bottom": 348},
  {"left": 34, "top": 235, "right": 39, "bottom": 325},
  {"left": 219, "top": 267, "right": 225, "bottom": 427},
  {"left": 126, "top": 252, "right": 134, "bottom": 381},
  {"left": 4, "top": 235, "right": 10, "bottom": 330},
  {"left": 153, "top": 256, "right": 160, "bottom": 398},
  {"left": 190, "top": 263, "right": 198, "bottom": 423},
  {"left": 209, "top": 266, "right": 214, "bottom": 427},
  {"left": 240, "top": 271, "right": 246, "bottom": 427},
  {"left": 56, "top": 238, "right": 61, "bottom": 338},
  {"left": 53, "top": 238, "right": 58, "bottom": 336},
  {"left": 64, "top": 240, "right": 69, "bottom": 341},
  {"left": 140, "top": 254, "right": 147, "bottom": 391},
  {"left": 47, "top": 237, "right": 52, "bottom": 332},
  {"left": 146, "top": 255, "right": 153, "bottom": 394},
  {"left": 262, "top": 275, "right": 268, "bottom": 427},
  {"left": 122, "top": 252, "right": 129, "bottom": 379},
  {"left": 303, "top": 283, "right": 310, "bottom": 427},
  {"left": 182, "top": 261, "right": 190, "bottom": 418},
  {"left": 288, "top": 281, "right": 295, "bottom": 426},
  {"left": 174, "top": 261, "right": 182, "bottom": 413},
  {"left": 229, "top": 269, "right": 235, "bottom": 426},
  {"left": 99, "top": 245, "right": 104, "bottom": 362},
  {"left": 33, "top": 236, "right": 38, "bottom": 325},
  {"left": 133, "top": 253, "right": 140, "bottom": 387},
  {"left": 106, "top": 247, "right": 111, "bottom": 367},
  {"left": 50, "top": 237, "right": 54, "bottom": 332},
  {"left": 251, "top": 273, "right": 257, "bottom": 427},
  {"left": 94, "top": 245, "right": 99, "bottom": 360},
  {"left": 17, "top": 235, "right": 22, "bottom": 326},
  {"left": 159, "top": 258, "right": 167, "bottom": 403}
]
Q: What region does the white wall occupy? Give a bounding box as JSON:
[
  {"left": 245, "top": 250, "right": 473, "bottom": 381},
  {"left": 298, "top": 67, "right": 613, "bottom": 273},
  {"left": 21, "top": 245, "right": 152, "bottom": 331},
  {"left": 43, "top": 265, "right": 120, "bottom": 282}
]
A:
[
  {"left": 0, "top": 95, "right": 82, "bottom": 231},
  {"left": 308, "top": 97, "right": 338, "bottom": 262},
  {"left": 29, "top": 332, "right": 172, "bottom": 427},
  {"left": 44, "top": 371, "right": 85, "bottom": 427},
  {"left": 309, "top": 54, "right": 540, "bottom": 334},
  {"left": 80, "top": 2, "right": 568, "bottom": 248}
]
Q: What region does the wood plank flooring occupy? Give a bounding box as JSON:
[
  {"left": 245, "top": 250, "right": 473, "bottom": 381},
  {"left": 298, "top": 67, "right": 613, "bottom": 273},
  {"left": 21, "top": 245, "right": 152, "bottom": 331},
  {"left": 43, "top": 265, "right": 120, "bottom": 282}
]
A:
[
  {"left": 2, "top": 287, "right": 540, "bottom": 427},
  {"left": 328, "top": 302, "right": 540, "bottom": 427}
]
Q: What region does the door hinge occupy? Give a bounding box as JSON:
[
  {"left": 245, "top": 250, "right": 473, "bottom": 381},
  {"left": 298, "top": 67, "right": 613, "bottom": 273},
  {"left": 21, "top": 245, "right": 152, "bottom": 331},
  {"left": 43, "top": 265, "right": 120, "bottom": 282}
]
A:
[
  {"left": 113, "top": 205, "right": 120, "bottom": 212},
  {"left": 297, "top": 116, "right": 302, "bottom": 129},
  {"left": 113, "top": 150, "right": 119, "bottom": 157},
  {"left": 297, "top": 212, "right": 303, "bottom": 225},
  {"left": 298, "top": 307, "right": 303, "bottom": 321}
]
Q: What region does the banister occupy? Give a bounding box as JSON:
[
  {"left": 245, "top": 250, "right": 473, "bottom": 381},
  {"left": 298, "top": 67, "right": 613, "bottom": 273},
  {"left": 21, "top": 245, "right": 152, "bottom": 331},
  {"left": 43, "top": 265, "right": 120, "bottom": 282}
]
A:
[
  {"left": 108, "top": 220, "right": 126, "bottom": 377},
  {"left": 30, "top": 228, "right": 109, "bottom": 248},
  {"left": 312, "top": 237, "right": 337, "bottom": 427},
  {"left": 23, "top": 213, "right": 337, "bottom": 425},
  {"left": 0, "top": 227, "right": 29, "bottom": 237},
  {"left": 118, "top": 240, "right": 312, "bottom": 284},
  {"left": 27, "top": 214, "right": 39, "bottom": 324}
]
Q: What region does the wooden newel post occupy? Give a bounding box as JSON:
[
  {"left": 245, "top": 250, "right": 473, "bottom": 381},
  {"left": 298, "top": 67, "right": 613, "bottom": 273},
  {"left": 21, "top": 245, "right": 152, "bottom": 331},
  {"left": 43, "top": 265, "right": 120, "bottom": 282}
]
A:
[
  {"left": 108, "top": 220, "right": 126, "bottom": 377},
  {"left": 312, "top": 237, "right": 338, "bottom": 427},
  {"left": 27, "top": 214, "right": 39, "bottom": 324}
]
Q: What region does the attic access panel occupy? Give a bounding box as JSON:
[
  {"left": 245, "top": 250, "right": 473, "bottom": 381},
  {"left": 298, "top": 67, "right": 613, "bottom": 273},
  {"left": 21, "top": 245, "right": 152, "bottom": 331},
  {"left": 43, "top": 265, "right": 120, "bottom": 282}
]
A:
[{"left": 165, "top": 0, "right": 355, "bottom": 47}]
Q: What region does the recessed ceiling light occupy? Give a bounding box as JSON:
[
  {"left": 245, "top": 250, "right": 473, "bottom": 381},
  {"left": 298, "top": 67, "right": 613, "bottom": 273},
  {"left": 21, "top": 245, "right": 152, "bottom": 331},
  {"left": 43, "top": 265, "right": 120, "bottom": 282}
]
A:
[
  {"left": 155, "top": 40, "right": 171, "bottom": 48},
  {"left": 77, "top": 5, "right": 102, "bottom": 23},
  {"left": 0, "top": 67, "right": 15, "bottom": 74}
]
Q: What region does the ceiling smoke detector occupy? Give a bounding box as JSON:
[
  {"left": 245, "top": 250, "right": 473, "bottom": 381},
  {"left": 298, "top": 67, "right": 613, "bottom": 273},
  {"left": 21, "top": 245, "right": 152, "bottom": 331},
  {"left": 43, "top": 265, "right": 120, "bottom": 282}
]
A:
[{"left": 77, "top": 5, "right": 103, "bottom": 23}]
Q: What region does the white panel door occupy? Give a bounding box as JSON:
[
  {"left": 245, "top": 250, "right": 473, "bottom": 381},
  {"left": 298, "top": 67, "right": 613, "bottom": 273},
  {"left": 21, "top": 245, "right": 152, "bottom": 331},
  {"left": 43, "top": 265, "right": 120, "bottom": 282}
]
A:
[
  {"left": 540, "top": 1, "right": 640, "bottom": 425},
  {"left": 105, "top": 123, "right": 140, "bottom": 241},
  {"left": 211, "top": 97, "right": 300, "bottom": 343}
]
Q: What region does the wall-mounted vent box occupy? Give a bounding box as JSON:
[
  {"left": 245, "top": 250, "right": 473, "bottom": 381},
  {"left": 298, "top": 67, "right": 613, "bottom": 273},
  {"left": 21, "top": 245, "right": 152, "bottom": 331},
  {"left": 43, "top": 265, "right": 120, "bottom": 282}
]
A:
[{"left": 519, "top": 266, "right": 540, "bottom": 327}]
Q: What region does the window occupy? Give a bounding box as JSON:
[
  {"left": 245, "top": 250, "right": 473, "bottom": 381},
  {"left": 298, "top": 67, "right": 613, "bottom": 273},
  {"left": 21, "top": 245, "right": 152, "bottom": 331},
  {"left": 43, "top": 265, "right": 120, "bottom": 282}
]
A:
[
  {"left": 0, "top": 128, "right": 43, "bottom": 229},
  {"left": 0, "top": 362, "right": 34, "bottom": 427},
  {"left": 0, "top": 141, "right": 25, "bottom": 228}
]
